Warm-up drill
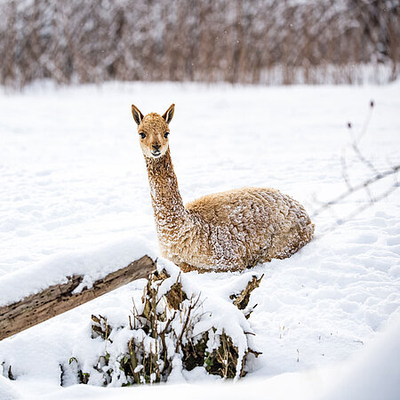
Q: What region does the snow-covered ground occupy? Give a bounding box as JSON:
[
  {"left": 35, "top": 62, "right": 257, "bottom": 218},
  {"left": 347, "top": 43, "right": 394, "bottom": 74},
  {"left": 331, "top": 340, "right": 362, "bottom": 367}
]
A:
[{"left": 0, "top": 81, "right": 399, "bottom": 399}]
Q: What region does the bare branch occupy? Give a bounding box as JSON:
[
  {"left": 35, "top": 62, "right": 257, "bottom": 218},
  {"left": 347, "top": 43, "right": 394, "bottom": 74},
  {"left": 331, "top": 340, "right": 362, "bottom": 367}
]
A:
[
  {"left": 312, "top": 164, "right": 400, "bottom": 219},
  {"left": 341, "top": 150, "right": 353, "bottom": 190},
  {"left": 312, "top": 100, "right": 399, "bottom": 234},
  {"left": 321, "top": 182, "right": 399, "bottom": 235}
]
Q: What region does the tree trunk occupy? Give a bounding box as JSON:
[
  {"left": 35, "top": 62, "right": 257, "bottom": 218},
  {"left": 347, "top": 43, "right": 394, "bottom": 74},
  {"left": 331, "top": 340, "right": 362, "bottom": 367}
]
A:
[{"left": 0, "top": 255, "right": 156, "bottom": 341}]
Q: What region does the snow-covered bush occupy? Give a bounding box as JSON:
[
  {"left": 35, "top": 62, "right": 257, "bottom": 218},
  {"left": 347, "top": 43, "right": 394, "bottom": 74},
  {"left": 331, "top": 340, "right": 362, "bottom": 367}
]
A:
[{"left": 61, "top": 263, "right": 261, "bottom": 386}]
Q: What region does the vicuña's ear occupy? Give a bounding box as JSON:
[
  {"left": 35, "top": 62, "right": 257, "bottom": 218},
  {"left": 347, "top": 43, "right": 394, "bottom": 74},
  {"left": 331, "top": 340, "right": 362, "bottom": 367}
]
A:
[
  {"left": 162, "top": 104, "right": 175, "bottom": 124},
  {"left": 131, "top": 104, "right": 144, "bottom": 126}
]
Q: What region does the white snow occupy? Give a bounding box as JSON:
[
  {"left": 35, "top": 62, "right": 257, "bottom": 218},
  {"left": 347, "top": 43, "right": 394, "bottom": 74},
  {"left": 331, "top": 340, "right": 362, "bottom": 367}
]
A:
[{"left": 0, "top": 81, "right": 400, "bottom": 399}]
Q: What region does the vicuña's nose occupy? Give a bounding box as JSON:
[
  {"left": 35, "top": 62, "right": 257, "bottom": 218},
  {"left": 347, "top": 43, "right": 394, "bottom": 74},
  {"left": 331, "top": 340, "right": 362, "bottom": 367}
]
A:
[{"left": 152, "top": 144, "right": 161, "bottom": 151}]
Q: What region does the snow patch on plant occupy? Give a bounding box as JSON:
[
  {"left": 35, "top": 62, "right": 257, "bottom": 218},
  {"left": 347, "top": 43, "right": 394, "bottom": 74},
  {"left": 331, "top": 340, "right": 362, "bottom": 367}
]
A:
[{"left": 62, "top": 260, "right": 261, "bottom": 386}]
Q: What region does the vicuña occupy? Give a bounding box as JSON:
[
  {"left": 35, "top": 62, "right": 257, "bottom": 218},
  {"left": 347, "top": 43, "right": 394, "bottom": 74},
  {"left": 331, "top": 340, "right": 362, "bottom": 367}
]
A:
[{"left": 131, "top": 103, "right": 314, "bottom": 273}]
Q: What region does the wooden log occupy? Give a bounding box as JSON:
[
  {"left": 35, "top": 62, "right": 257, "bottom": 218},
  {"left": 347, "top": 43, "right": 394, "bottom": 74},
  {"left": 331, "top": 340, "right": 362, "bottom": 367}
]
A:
[{"left": 0, "top": 255, "right": 156, "bottom": 341}]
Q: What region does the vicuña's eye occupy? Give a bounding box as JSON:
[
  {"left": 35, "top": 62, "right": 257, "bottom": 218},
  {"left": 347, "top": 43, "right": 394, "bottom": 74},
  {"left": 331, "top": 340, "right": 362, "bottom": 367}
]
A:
[
  {"left": 139, "top": 132, "right": 146, "bottom": 139},
  {"left": 164, "top": 132, "right": 170, "bottom": 138}
]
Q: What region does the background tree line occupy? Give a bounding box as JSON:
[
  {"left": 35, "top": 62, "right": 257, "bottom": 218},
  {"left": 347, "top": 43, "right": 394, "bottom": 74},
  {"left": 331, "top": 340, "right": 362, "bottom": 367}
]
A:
[{"left": 0, "top": 0, "right": 399, "bottom": 88}]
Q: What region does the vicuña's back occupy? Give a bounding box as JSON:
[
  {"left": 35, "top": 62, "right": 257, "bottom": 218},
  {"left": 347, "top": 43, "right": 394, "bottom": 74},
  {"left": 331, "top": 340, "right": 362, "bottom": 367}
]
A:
[{"left": 131, "top": 103, "right": 314, "bottom": 272}]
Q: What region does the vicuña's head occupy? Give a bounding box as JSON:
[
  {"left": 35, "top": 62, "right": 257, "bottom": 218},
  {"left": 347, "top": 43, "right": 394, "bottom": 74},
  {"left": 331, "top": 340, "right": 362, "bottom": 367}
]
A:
[{"left": 131, "top": 103, "right": 175, "bottom": 159}]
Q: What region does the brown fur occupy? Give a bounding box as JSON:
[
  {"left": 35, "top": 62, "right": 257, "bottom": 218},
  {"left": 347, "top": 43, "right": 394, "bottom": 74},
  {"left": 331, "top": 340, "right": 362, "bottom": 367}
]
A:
[{"left": 131, "top": 104, "right": 315, "bottom": 272}]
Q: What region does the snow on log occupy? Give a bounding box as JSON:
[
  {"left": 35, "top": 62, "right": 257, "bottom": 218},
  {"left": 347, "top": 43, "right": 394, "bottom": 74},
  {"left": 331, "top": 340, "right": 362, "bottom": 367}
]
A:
[{"left": 0, "top": 255, "right": 155, "bottom": 341}]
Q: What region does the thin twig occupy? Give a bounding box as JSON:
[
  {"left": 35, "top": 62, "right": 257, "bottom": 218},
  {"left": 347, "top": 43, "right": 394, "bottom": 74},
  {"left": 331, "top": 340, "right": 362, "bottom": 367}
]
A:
[
  {"left": 351, "top": 141, "right": 379, "bottom": 175},
  {"left": 356, "top": 100, "right": 374, "bottom": 143},
  {"left": 341, "top": 150, "right": 353, "bottom": 190},
  {"left": 312, "top": 165, "right": 400, "bottom": 218},
  {"left": 175, "top": 294, "right": 202, "bottom": 353},
  {"left": 320, "top": 183, "right": 399, "bottom": 235}
]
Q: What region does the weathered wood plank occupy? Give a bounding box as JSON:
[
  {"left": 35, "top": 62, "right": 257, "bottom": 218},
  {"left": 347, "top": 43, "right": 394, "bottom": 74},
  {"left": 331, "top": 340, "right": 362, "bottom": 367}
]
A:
[{"left": 0, "top": 255, "right": 156, "bottom": 341}]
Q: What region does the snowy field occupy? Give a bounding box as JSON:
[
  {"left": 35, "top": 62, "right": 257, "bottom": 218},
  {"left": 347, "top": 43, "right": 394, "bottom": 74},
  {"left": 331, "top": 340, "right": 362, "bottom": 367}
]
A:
[{"left": 0, "top": 81, "right": 400, "bottom": 399}]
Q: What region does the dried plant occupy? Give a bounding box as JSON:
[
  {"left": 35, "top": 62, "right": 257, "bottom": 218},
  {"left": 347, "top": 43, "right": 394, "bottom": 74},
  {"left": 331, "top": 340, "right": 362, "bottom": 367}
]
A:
[
  {"left": 311, "top": 100, "right": 400, "bottom": 234},
  {"left": 0, "top": 0, "right": 398, "bottom": 88},
  {"left": 62, "top": 267, "right": 261, "bottom": 386}
]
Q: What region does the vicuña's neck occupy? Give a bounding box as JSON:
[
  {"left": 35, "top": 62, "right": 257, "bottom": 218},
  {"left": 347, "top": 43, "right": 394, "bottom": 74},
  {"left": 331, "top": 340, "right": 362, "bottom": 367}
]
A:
[{"left": 145, "top": 149, "right": 186, "bottom": 235}]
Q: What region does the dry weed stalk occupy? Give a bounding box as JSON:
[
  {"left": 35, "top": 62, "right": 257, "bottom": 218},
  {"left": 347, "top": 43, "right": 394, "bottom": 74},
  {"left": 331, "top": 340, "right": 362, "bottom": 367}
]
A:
[{"left": 311, "top": 100, "right": 399, "bottom": 234}]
